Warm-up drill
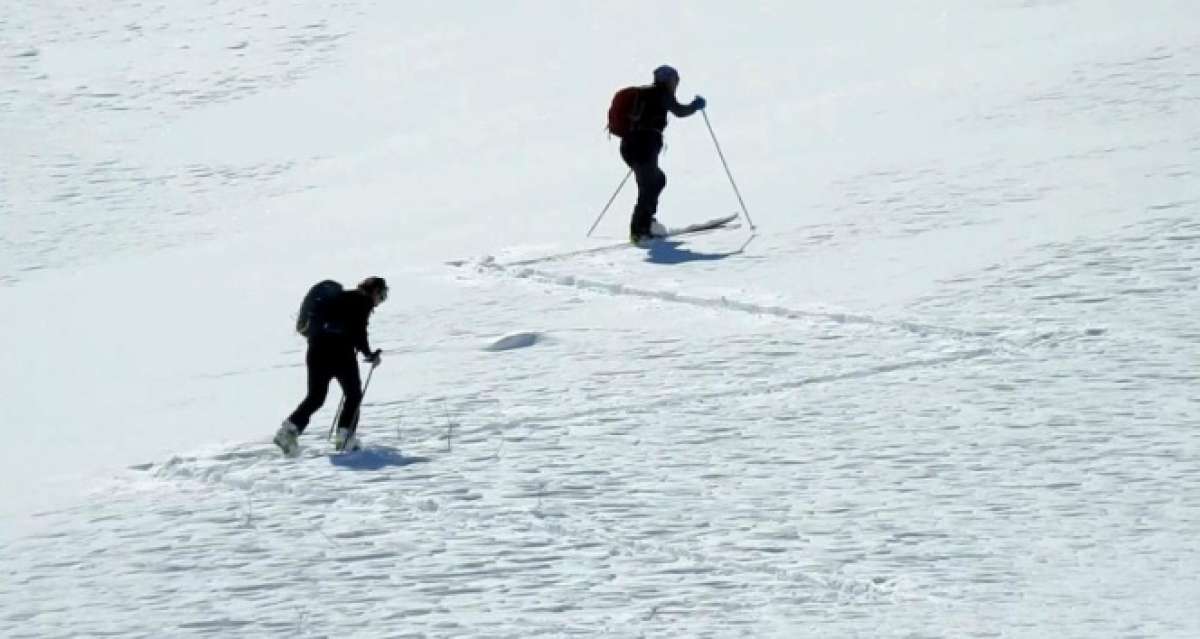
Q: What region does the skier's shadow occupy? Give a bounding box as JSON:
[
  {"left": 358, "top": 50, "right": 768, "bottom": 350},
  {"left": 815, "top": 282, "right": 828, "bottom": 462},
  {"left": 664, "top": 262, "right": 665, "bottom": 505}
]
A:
[
  {"left": 327, "top": 446, "right": 430, "bottom": 470},
  {"left": 644, "top": 240, "right": 740, "bottom": 265}
]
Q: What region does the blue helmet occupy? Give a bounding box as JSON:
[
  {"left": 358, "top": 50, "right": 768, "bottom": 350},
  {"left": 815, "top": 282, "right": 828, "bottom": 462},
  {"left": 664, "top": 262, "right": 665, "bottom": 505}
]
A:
[{"left": 652, "top": 65, "right": 679, "bottom": 85}]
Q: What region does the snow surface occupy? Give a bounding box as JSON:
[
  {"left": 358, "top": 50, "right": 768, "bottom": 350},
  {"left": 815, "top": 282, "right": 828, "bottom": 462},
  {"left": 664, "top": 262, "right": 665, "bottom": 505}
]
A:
[{"left": 2, "top": 1, "right": 1199, "bottom": 636}]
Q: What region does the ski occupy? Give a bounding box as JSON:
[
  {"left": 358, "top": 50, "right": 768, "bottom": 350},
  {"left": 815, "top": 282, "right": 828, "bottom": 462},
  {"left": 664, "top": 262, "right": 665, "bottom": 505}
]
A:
[
  {"left": 629, "top": 213, "right": 741, "bottom": 247},
  {"left": 501, "top": 213, "right": 742, "bottom": 267},
  {"left": 662, "top": 213, "right": 739, "bottom": 238}
]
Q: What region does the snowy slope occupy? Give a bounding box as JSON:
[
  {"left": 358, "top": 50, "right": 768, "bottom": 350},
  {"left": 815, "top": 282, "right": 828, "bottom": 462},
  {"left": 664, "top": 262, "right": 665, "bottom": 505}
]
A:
[{"left": 2, "top": 1, "right": 1199, "bottom": 637}]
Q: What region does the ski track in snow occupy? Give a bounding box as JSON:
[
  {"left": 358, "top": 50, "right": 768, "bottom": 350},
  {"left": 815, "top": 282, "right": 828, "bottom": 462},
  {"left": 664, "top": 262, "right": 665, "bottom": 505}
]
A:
[{"left": 471, "top": 253, "right": 1018, "bottom": 346}]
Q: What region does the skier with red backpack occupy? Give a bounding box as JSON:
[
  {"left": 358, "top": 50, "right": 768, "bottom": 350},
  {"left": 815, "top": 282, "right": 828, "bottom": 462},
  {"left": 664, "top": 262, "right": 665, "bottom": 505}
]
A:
[{"left": 607, "top": 65, "right": 706, "bottom": 244}]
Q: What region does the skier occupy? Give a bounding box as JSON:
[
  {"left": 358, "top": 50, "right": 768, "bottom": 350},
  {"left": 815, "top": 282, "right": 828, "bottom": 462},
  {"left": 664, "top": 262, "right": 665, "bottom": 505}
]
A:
[
  {"left": 274, "top": 276, "right": 388, "bottom": 455},
  {"left": 619, "top": 64, "right": 706, "bottom": 244}
]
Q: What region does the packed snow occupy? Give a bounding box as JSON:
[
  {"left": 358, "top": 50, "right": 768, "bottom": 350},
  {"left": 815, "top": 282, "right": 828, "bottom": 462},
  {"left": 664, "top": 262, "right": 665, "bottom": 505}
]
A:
[{"left": 2, "top": 1, "right": 1198, "bottom": 637}]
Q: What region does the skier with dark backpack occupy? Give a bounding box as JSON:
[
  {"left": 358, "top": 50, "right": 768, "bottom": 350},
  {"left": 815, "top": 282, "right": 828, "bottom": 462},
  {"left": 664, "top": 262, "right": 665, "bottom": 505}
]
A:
[
  {"left": 274, "top": 276, "right": 388, "bottom": 455},
  {"left": 607, "top": 65, "right": 706, "bottom": 244}
]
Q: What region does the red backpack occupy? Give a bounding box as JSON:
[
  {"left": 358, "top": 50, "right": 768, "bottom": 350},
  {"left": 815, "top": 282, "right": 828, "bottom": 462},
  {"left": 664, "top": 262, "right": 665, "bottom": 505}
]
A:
[{"left": 607, "top": 86, "right": 647, "bottom": 137}]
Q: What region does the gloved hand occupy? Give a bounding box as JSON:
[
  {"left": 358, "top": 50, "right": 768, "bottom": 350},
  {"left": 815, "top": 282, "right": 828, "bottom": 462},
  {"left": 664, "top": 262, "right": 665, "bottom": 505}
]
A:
[
  {"left": 691, "top": 95, "right": 707, "bottom": 110},
  {"left": 364, "top": 349, "right": 382, "bottom": 366}
]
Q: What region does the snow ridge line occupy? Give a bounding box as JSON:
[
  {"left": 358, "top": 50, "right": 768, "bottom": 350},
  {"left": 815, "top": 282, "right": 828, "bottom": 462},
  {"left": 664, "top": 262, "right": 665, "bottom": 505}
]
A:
[
  {"left": 649, "top": 347, "right": 994, "bottom": 404},
  {"left": 467, "top": 256, "right": 1006, "bottom": 346},
  {"left": 485, "top": 347, "right": 996, "bottom": 427}
]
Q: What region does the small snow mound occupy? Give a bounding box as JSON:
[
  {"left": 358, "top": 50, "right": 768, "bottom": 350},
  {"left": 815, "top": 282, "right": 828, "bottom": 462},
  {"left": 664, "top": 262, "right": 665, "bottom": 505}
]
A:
[
  {"left": 484, "top": 331, "right": 543, "bottom": 352},
  {"left": 14, "top": 48, "right": 39, "bottom": 58}
]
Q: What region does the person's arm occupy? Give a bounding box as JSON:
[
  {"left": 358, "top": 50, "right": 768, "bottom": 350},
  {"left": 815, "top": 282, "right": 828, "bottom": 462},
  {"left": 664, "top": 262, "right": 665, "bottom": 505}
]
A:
[
  {"left": 348, "top": 296, "right": 374, "bottom": 358},
  {"left": 667, "top": 92, "right": 705, "bottom": 117}
]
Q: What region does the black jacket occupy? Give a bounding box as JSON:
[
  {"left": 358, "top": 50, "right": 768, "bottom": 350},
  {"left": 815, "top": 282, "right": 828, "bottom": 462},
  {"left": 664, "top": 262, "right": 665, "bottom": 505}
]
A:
[
  {"left": 633, "top": 83, "right": 700, "bottom": 134},
  {"left": 314, "top": 289, "right": 375, "bottom": 356}
]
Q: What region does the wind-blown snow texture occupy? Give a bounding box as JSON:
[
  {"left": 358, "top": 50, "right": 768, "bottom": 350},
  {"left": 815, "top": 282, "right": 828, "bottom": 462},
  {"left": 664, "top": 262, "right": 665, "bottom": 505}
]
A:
[{"left": 2, "top": 1, "right": 1198, "bottom": 637}]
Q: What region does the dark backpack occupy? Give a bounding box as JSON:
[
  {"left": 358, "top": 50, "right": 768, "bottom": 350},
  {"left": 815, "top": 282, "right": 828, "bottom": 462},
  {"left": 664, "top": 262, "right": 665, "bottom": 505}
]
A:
[
  {"left": 607, "top": 86, "right": 648, "bottom": 138},
  {"left": 296, "top": 280, "right": 343, "bottom": 337}
]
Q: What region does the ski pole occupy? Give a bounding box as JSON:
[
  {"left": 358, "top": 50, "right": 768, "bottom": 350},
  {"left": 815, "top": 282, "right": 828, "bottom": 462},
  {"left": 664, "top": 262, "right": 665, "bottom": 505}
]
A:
[
  {"left": 701, "top": 110, "right": 756, "bottom": 231},
  {"left": 328, "top": 361, "right": 377, "bottom": 440},
  {"left": 328, "top": 396, "right": 345, "bottom": 441},
  {"left": 351, "top": 363, "right": 377, "bottom": 433},
  {"left": 586, "top": 169, "right": 633, "bottom": 237}
]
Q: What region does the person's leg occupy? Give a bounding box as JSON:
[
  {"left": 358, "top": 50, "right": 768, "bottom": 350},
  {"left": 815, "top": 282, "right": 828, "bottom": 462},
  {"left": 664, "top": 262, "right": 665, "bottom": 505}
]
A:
[
  {"left": 629, "top": 161, "right": 661, "bottom": 236},
  {"left": 288, "top": 343, "right": 335, "bottom": 433},
  {"left": 645, "top": 163, "right": 666, "bottom": 223},
  {"left": 621, "top": 136, "right": 666, "bottom": 237},
  {"left": 332, "top": 351, "right": 364, "bottom": 433}
]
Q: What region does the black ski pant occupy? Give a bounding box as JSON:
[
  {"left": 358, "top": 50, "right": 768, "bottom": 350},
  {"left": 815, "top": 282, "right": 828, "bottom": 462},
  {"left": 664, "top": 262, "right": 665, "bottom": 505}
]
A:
[
  {"left": 288, "top": 339, "right": 363, "bottom": 434},
  {"left": 620, "top": 132, "right": 666, "bottom": 236}
]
